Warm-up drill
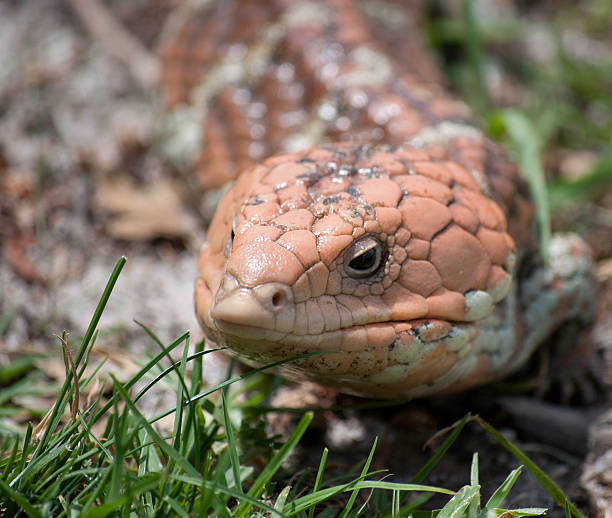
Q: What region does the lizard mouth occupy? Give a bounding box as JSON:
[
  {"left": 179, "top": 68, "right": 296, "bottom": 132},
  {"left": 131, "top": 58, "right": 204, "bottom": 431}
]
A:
[
  {"left": 209, "top": 275, "right": 398, "bottom": 344},
  {"left": 209, "top": 273, "right": 460, "bottom": 345},
  {"left": 210, "top": 284, "right": 464, "bottom": 355}
]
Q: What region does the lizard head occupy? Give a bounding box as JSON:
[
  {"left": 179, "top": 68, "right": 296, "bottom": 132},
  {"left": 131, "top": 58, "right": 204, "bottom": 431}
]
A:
[{"left": 195, "top": 142, "right": 517, "bottom": 397}]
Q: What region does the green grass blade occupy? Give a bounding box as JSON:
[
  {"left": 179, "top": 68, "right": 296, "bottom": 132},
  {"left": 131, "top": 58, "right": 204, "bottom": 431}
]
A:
[
  {"left": 485, "top": 466, "right": 524, "bottom": 510},
  {"left": 286, "top": 480, "right": 454, "bottom": 516},
  {"left": 384, "top": 493, "right": 432, "bottom": 518},
  {"left": 274, "top": 485, "right": 292, "bottom": 512},
  {"left": 235, "top": 411, "right": 314, "bottom": 518},
  {"left": 148, "top": 352, "right": 333, "bottom": 426},
  {"left": 169, "top": 473, "right": 287, "bottom": 517},
  {"left": 134, "top": 320, "right": 192, "bottom": 399},
  {"left": 76, "top": 257, "right": 126, "bottom": 366},
  {"left": 1, "top": 433, "right": 21, "bottom": 481},
  {"left": 339, "top": 438, "right": 378, "bottom": 518},
  {"left": 0, "top": 478, "right": 44, "bottom": 518},
  {"left": 501, "top": 109, "right": 551, "bottom": 260},
  {"left": 411, "top": 413, "right": 470, "bottom": 483},
  {"left": 221, "top": 389, "right": 242, "bottom": 492},
  {"left": 87, "top": 330, "right": 190, "bottom": 428},
  {"left": 133, "top": 349, "right": 221, "bottom": 404},
  {"left": 111, "top": 376, "right": 202, "bottom": 481},
  {"left": 0, "top": 355, "right": 39, "bottom": 384},
  {"left": 437, "top": 485, "right": 480, "bottom": 518},
  {"left": 468, "top": 453, "right": 479, "bottom": 518},
  {"left": 307, "top": 447, "right": 328, "bottom": 518},
  {"left": 461, "top": 0, "right": 488, "bottom": 115},
  {"left": 17, "top": 422, "right": 33, "bottom": 475},
  {"left": 30, "top": 257, "right": 126, "bottom": 462},
  {"left": 108, "top": 397, "right": 127, "bottom": 502},
  {"left": 170, "top": 334, "right": 189, "bottom": 466},
  {"left": 476, "top": 417, "right": 584, "bottom": 517},
  {"left": 82, "top": 497, "right": 128, "bottom": 518},
  {"left": 493, "top": 509, "right": 547, "bottom": 517}
]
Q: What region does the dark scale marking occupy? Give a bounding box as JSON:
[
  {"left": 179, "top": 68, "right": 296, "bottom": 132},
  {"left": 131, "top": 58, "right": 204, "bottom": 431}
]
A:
[
  {"left": 323, "top": 196, "right": 343, "bottom": 205},
  {"left": 347, "top": 187, "right": 360, "bottom": 198}
]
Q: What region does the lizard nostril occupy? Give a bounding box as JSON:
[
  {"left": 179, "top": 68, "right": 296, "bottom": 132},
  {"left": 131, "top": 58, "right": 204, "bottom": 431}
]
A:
[
  {"left": 252, "top": 283, "right": 293, "bottom": 312},
  {"left": 271, "top": 290, "right": 285, "bottom": 308}
]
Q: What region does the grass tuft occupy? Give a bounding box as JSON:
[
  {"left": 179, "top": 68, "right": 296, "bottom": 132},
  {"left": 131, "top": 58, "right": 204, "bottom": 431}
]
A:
[{"left": 0, "top": 259, "right": 585, "bottom": 516}]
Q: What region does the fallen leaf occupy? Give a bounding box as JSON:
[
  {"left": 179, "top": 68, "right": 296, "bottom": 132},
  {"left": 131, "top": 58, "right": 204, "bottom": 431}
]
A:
[
  {"left": 3, "top": 232, "right": 45, "bottom": 283},
  {"left": 94, "top": 175, "right": 196, "bottom": 240}
]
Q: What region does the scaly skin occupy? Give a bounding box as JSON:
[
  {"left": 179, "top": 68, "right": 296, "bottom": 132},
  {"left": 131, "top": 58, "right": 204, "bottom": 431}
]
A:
[{"left": 160, "top": 0, "right": 596, "bottom": 398}]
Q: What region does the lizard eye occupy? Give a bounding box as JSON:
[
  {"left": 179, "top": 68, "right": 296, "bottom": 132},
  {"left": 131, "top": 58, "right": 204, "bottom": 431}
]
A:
[{"left": 345, "top": 236, "right": 385, "bottom": 278}]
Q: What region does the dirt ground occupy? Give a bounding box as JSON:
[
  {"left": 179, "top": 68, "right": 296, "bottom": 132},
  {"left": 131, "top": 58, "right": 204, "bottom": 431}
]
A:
[{"left": 0, "top": 0, "right": 611, "bottom": 515}]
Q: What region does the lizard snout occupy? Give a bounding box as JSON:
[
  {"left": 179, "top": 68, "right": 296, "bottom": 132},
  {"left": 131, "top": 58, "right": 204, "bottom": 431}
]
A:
[{"left": 211, "top": 275, "right": 295, "bottom": 336}]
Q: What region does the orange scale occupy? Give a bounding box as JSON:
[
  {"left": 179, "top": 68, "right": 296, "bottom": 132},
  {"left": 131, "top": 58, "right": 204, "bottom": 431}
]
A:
[
  {"left": 243, "top": 201, "right": 280, "bottom": 223},
  {"left": 455, "top": 188, "right": 506, "bottom": 231},
  {"left": 312, "top": 213, "right": 354, "bottom": 236},
  {"left": 317, "top": 234, "right": 354, "bottom": 265},
  {"left": 272, "top": 209, "right": 315, "bottom": 231},
  {"left": 399, "top": 196, "right": 452, "bottom": 241},
  {"left": 370, "top": 151, "right": 407, "bottom": 175},
  {"left": 426, "top": 288, "right": 467, "bottom": 321},
  {"left": 399, "top": 260, "right": 442, "bottom": 298},
  {"left": 359, "top": 177, "right": 402, "bottom": 207},
  {"left": 395, "top": 174, "right": 453, "bottom": 204},
  {"left": 312, "top": 176, "right": 351, "bottom": 195},
  {"left": 277, "top": 231, "right": 317, "bottom": 269},
  {"left": 263, "top": 162, "right": 312, "bottom": 188},
  {"left": 233, "top": 225, "right": 282, "bottom": 250},
  {"left": 394, "top": 227, "right": 411, "bottom": 247},
  {"left": 227, "top": 240, "right": 304, "bottom": 287},
  {"left": 381, "top": 283, "right": 429, "bottom": 321},
  {"left": 406, "top": 238, "right": 429, "bottom": 260},
  {"left": 365, "top": 323, "right": 397, "bottom": 349},
  {"left": 446, "top": 162, "right": 481, "bottom": 191},
  {"left": 409, "top": 161, "right": 453, "bottom": 185},
  {"left": 278, "top": 185, "right": 311, "bottom": 211},
  {"left": 476, "top": 227, "right": 512, "bottom": 265},
  {"left": 430, "top": 225, "right": 491, "bottom": 293},
  {"left": 375, "top": 206, "right": 402, "bottom": 234},
  {"left": 449, "top": 202, "right": 479, "bottom": 234},
  {"left": 249, "top": 182, "right": 276, "bottom": 196},
  {"left": 395, "top": 147, "right": 431, "bottom": 162}
]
